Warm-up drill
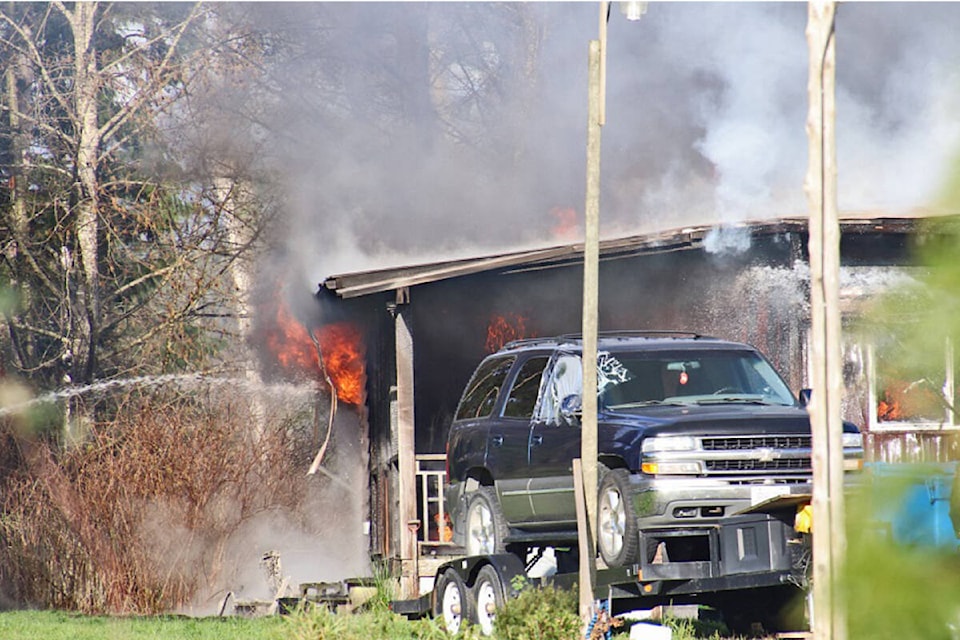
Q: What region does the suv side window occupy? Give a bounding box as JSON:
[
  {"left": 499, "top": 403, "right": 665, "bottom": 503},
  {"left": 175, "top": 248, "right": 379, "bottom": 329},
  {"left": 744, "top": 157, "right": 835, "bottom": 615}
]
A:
[
  {"left": 503, "top": 356, "right": 549, "bottom": 418},
  {"left": 455, "top": 355, "right": 516, "bottom": 420}
]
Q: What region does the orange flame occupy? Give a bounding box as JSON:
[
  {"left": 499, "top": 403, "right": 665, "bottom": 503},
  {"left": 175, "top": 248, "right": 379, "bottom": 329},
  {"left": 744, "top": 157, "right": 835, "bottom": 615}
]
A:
[
  {"left": 550, "top": 206, "right": 580, "bottom": 241},
  {"left": 265, "top": 301, "right": 366, "bottom": 405},
  {"left": 877, "top": 397, "right": 901, "bottom": 422},
  {"left": 877, "top": 379, "right": 941, "bottom": 423},
  {"left": 317, "top": 322, "right": 365, "bottom": 405},
  {"left": 485, "top": 312, "right": 533, "bottom": 353}
]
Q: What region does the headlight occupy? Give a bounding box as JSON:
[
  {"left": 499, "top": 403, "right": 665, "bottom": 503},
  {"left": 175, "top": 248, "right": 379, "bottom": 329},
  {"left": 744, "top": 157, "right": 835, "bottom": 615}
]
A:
[
  {"left": 641, "top": 435, "right": 698, "bottom": 453},
  {"left": 842, "top": 432, "right": 863, "bottom": 449}
]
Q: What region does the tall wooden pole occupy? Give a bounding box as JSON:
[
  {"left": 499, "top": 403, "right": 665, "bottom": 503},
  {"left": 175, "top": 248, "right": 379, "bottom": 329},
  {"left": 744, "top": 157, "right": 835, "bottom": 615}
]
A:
[
  {"left": 579, "top": 36, "right": 601, "bottom": 622},
  {"left": 805, "top": 3, "right": 846, "bottom": 639},
  {"left": 579, "top": 1, "right": 607, "bottom": 623}
]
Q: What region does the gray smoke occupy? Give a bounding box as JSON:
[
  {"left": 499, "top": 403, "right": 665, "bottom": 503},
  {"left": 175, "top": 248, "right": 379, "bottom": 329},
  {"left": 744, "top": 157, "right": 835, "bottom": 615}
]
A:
[{"left": 228, "top": 3, "right": 960, "bottom": 286}]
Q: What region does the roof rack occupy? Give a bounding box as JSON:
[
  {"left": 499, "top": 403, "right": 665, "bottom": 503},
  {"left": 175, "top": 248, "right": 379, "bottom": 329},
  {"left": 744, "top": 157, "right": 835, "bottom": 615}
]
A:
[
  {"left": 557, "top": 330, "right": 715, "bottom": 341},
  {"left": 499, "top": 331, "right": 715, "bottom": 352},
  {"left": 499, "top": 336, "right": 566, "bottom": 351}
]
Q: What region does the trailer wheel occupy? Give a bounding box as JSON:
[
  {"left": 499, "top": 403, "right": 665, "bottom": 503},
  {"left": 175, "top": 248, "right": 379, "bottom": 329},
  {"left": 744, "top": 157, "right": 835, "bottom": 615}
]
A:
[
  {"left": 473, "top": 565, "right": 505, "bottom": 636},
  {"left": 598, "top": 467, "right": 639, "bottom": 567},
  {"left": 463, "top": 486, "right": 508, "bottom": 556},
  {"left": 434, "top": 569, "right": 475, "bottom": 635}
]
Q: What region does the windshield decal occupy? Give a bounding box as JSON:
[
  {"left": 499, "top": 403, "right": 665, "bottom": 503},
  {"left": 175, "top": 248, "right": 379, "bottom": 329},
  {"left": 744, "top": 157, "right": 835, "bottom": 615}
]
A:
[{"left": 598, "top": 352, "right": 632, "bottom": 393}]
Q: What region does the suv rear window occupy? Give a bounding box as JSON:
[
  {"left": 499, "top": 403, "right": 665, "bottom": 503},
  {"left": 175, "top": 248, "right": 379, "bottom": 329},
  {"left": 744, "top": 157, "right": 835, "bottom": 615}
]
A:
[{"left": 455, "top": 355, "right": 516, "bottom": 420}]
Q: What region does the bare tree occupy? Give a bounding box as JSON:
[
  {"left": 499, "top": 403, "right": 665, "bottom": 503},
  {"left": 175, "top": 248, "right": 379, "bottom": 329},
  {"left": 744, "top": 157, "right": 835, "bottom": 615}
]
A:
[{"left": 0, "top": 3, "right": 271, "bottom": 404}]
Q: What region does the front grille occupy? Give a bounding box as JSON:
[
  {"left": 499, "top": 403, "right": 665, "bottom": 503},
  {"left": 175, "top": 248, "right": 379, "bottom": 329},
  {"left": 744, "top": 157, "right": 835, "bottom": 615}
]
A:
[
  {"left": 702, "top": 435, "right": 811, "bottom": 451},
  {"left": 706, "top": 458, "right": 811, "bottom": 473}
]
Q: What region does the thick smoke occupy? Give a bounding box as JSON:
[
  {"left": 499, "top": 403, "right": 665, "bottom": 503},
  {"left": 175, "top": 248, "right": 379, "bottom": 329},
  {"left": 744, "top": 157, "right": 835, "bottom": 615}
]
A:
[{"left": 232, "top": 3, "right": 960, "bottom": 289}]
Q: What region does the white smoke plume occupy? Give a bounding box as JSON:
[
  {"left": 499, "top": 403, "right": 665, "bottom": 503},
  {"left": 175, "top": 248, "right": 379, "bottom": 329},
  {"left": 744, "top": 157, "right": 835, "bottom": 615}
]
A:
[{"left": 223, "top": 3, "right": 960, "bottom": 287}]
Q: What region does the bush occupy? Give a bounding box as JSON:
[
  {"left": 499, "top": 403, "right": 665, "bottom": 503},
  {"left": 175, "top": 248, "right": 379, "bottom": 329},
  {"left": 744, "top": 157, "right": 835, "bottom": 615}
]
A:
[
  {"left": 493, "top": 583, "right": 580, "bottom": 640},
  {"left": 0, "top": 386, "right": 323, "bottom": 614},
  {"left": 281, "top": 601, "right": 467, "bottom": 640}
]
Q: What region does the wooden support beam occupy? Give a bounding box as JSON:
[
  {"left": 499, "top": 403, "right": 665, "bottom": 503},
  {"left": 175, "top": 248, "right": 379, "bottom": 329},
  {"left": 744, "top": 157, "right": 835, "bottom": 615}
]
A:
[{"left": 395, "top": 309, "right": 419, "bottom": 599}]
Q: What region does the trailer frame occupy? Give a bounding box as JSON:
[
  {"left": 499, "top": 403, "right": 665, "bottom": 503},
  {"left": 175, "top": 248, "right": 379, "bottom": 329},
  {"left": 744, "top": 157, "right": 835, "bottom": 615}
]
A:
[{"left": 392, "top": 498, "right": 811, "bottom": 635}]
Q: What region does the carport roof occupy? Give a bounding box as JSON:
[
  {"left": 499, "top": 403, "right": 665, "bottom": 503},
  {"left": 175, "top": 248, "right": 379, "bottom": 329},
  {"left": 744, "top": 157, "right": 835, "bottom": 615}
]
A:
[{"left": 319, "top": 215, "right": 928, "bottom": 299}]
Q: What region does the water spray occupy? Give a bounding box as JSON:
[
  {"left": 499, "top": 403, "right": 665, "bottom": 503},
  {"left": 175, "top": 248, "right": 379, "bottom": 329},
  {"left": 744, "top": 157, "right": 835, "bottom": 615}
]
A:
[{"left": 0, "top": 373, "right": 317, "bottom": 418}]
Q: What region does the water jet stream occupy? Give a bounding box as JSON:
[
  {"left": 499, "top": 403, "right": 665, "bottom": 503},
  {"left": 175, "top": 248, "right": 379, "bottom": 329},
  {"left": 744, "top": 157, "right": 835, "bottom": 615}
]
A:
[{"left": 0, "top": 373, "right": 320, "bottom": 418}]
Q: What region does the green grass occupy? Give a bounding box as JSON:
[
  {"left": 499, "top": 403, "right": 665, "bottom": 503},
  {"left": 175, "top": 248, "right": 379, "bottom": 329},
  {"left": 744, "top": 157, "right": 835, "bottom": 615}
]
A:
[
  {"left": 0, "top": 610, "right": 287, "bottom": 640},
  {"left": 0, "top": 602, "right": 745, "bottom": 640}
]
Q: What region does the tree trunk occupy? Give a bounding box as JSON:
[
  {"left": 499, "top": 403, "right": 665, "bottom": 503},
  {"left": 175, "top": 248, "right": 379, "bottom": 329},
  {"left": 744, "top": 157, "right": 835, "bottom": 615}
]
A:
[
  {"left": 63, "top": 2, "right": 101, "bottom": 442},
  {"left": 215, "top": 175, "right": 266, "bottom": 439},
  {"left": 3, "top": 38, "right": 32, "bottom": 370},
  {"left": 71, "top": 1, "right": 102, "bottom": 386}
]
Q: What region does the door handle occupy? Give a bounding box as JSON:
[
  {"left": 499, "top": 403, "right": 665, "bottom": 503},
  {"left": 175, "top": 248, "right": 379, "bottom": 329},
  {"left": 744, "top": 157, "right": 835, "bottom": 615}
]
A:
[
  {"left": 490, "top": 435, "right": 503, "bottom": 447},
  {"left": 530, "top": 434, "right": 543, "bottom": 446}
]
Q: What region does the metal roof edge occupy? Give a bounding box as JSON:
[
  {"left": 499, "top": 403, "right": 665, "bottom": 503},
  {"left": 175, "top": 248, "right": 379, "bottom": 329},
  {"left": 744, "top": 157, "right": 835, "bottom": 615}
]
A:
[{"left": 319, "top": 215, "right": 932, "bottom": 299}]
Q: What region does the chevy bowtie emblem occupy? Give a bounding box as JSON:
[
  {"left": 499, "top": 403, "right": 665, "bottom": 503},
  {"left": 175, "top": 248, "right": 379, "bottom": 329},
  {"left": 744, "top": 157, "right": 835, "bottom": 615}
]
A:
[{"left": 757, "top": 448, "right": 778, "bottom": 462}]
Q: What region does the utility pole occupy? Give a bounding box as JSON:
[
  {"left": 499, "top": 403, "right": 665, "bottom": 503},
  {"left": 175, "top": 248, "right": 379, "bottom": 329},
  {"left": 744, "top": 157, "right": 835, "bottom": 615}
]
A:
[
  {"left": 580, "top": 3, "right": 645, "bottom": 626},
  {"left": 805, "top": 3, "right": 846, "bottom": 639},
  {"left": 579, "top": 27, "right": 603, "bottom": 625}
]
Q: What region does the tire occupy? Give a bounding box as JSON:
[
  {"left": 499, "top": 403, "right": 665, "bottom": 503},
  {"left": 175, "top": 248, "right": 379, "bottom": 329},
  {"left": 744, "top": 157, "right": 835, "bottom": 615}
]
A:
[
  {"left": 472, "top": 564, "right": 505, "bottom": 636},
  {"left": 434, "top": 568, "right": 475, "bottom": 635},
  {"left": 597, "top": 467, "right": 640, "bottom": 567},
  {"left": 462, "top": 486, "right": 509, "bottom": 556}
]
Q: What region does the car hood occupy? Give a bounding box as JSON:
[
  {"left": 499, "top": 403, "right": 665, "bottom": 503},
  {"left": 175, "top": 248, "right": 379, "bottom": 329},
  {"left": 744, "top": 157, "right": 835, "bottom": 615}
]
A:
[{"left": 602, "top": 402, "right": 860, "bottom": 435}]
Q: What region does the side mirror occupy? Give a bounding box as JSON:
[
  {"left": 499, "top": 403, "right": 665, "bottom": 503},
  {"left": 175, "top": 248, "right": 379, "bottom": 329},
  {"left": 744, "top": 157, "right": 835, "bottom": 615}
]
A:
[
  {"left": 560, "top": 394, "right": 582, "bottom": 425},
  {"left": 798, "top": 388, "right": 812, "bottom": 407}
]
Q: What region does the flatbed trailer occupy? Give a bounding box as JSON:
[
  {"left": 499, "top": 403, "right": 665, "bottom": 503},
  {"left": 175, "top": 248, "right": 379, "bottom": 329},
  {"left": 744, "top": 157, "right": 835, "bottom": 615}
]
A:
[{"left": 392, "top": 497, "right": 811, "bottom": 636}]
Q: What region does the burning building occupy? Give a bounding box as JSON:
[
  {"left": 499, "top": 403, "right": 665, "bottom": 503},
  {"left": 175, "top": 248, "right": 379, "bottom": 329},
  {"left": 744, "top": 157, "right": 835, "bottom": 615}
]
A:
[{"left": 309, "top": 213, "right": 956, "bottom": 594}]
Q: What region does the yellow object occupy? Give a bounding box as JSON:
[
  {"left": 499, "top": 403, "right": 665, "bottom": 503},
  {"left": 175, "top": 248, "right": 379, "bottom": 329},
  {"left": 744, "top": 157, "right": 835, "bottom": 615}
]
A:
[{"left": 795, "top": 504, "right": 813, "bottom": 533}]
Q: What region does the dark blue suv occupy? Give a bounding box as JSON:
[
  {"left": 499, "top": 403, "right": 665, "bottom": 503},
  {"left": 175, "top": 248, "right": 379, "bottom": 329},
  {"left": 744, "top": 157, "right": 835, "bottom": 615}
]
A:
[{"left": 444, "top": 332, "right": 863, "bottom": 567}]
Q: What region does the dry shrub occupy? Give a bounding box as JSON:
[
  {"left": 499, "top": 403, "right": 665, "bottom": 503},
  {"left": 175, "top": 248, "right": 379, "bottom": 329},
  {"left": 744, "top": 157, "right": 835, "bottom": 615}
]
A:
[{"left": 0, "top": 384, "right": 322, "bottom": 614}]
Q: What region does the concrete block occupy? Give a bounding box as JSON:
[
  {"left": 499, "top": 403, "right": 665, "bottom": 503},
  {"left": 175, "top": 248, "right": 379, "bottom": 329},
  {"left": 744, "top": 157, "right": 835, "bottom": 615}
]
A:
[{"left": 629, "top": 622, "right": 672, "bottom": 640}]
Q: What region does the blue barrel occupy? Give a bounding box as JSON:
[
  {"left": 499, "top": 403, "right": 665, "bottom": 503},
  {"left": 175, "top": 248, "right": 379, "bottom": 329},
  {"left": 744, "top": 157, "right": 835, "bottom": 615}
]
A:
[{"left": 865, "top": 462, "right": 960, "bottom": 551}]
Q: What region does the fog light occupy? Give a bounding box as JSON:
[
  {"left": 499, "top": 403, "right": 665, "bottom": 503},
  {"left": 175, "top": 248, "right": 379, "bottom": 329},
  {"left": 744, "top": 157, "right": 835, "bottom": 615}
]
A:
[
  {"left": 701, "top": 506, "right": 724, "bottom": 517},
  {"left": 844, "top": 458, "right": 864, "bottom": 472},
  {"left": 673, "top": 507, "right": 697, "bottom": 518}
]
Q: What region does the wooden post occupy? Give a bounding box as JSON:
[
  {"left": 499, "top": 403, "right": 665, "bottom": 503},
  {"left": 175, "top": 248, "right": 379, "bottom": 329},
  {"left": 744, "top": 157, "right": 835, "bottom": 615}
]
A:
[
  {"left": 580, "top": 33, "right": 603, "bottom": 625},
  {"left": 395, "top": 309, "right": 419, "bottom": 599},
  {"left": 805, "top": 3, "right": 846, "bottom": 639}
]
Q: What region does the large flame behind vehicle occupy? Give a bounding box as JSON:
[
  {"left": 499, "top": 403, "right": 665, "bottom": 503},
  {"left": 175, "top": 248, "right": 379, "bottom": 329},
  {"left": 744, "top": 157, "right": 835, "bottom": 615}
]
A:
[{"left": 265, "top": 299, "right": 366, "bottom": 405}]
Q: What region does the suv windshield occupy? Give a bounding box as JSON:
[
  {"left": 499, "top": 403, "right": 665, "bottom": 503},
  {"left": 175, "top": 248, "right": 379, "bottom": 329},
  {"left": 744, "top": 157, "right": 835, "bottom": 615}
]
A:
[{"left": 599, "top": 350, "right": 797, "bottom": 408}]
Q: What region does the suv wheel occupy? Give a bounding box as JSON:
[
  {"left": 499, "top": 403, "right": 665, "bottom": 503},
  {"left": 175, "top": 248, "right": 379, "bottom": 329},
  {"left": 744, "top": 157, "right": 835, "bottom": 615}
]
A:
[
  {"left": 463, "top": 486, "right": 508, "bottom": 556},
  {"left": 598, "top": 468, "right": 639, "bottom": 567}
]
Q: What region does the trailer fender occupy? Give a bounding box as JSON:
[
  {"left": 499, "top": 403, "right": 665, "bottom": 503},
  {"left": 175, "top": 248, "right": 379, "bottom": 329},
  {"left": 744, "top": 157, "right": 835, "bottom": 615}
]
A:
[{"left": 475, "top": 553, "right": 528, "bottom": 598}]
